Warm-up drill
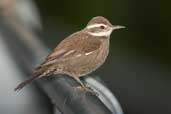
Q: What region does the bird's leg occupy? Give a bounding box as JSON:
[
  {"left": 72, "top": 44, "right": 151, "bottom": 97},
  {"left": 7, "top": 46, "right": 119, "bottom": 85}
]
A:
[{"left": 72, "top": 76, "right": 97, "bottom": 95}]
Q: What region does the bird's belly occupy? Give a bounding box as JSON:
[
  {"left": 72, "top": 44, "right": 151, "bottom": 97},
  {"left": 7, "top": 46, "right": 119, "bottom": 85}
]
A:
[{"left": 63, "top": 45, "right": 109, "bottom": 77}]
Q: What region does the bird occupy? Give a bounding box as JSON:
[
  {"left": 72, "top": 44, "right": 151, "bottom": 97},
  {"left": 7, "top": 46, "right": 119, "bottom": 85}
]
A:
[{"left": 15, "top": 16, "right": 125, "bottom": 92}]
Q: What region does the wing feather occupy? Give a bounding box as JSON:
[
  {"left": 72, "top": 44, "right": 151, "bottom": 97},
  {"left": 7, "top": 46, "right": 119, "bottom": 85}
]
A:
[{"left": 41, "top": 31, "right": 102, "bottom": 66}]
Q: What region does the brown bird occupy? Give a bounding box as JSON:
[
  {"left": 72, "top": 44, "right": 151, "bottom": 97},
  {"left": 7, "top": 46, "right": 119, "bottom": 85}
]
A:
[{"left": 15, "top": 16, "right": 125, "bottom": 91}]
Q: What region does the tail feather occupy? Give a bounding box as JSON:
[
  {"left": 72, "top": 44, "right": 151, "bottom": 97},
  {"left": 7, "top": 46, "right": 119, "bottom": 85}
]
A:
[
  {"left": 14, "top": 75, "right": 40, "bottom": 91},
  {"left": 14, "top": 66, "right": 44, "bottom": 91},
  {"left": 15, "top": 65, "right": 56, "bottom": 91}
]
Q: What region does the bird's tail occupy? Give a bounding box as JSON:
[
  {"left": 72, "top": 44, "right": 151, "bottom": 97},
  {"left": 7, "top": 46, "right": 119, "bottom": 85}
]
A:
[
  {"left": 14, "top": 64, "right": 56, "bottom": 91},
  {"left": 14, "top": 66, "right": 45, "bottom": 91},
  {"left": 14, "top": 75, "right": 40, "bottom": 91}
]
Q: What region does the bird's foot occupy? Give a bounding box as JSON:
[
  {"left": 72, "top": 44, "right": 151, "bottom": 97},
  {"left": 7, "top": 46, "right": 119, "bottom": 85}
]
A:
[{"left": 75, "top": 85, "right": 98, "bottom": 96}]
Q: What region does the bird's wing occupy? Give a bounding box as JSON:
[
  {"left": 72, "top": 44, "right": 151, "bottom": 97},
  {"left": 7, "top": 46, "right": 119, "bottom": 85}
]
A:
[{"left": 42, "top": 31, "right": 102, "bottom": 66}]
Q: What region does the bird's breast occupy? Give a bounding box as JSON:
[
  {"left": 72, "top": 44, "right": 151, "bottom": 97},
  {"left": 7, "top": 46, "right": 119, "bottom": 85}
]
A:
[
  {"left": 94, "top": 39, "right": 109, "bottom": 69},
  {"left": 69, "top": 39, "right": 109, "bottom": 77}
]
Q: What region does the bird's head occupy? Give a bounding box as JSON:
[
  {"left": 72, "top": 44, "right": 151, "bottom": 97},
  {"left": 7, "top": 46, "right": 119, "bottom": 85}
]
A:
[{"left": 85, "top": 16, "right": 125, "bottom": 37}]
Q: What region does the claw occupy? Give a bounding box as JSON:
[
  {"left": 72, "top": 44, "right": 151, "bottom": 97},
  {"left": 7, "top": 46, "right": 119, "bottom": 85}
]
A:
[{"left": 75, "top": 85, "right": 98, "bottom": 96}]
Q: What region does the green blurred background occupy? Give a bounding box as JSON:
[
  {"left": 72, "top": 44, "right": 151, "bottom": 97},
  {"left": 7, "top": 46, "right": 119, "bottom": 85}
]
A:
[{"left": 33, "top": 0, "right": 169, "bottom": 114}]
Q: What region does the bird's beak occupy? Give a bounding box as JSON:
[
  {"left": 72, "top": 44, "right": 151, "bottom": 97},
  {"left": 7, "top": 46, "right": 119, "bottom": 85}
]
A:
[{"left": 112, "top": 25, "right": 126, "bottom": 30}]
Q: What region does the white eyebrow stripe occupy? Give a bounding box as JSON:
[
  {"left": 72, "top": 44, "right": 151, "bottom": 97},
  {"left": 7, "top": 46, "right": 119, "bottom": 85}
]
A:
[
  {"left": 86, "top": 24, "right": 107, "bottom": 29},
  {"left": 88, "top": 30, "right": 113, "bottom": 37}
]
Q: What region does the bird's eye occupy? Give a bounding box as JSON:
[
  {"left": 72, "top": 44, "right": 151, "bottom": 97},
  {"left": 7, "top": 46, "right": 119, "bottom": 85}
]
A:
[{"left": 100, "top": 25, "right": 105, "bottom": 29}]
